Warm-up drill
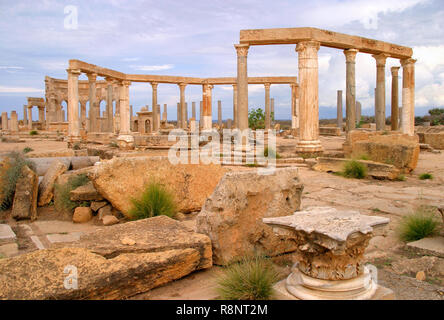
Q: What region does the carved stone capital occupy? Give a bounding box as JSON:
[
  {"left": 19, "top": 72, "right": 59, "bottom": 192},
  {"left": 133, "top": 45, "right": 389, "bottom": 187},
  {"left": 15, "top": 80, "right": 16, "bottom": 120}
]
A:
[
  {"left": 234, "top": 44, "right": 250, "bottom": 57},
  {"left": 86, "top": 73, "right": 97, "bottom": 82},
  {"left": 372, "top": 54, "right": 389, "bottom": 67},
  {"left": 296, "top": 41, "right": 320, "bottom": 54},
  {"left": 400, "top": 58, "right": 417, "bottom": 67},
  {"left": 264, "top": 83, "right": 271, "bottom": 90},
  {"left": 66, "top": 68, "right": 81, "bottom": 76},
  {"left": 391, "top": 66, "right": 401, "bottom": 76},
  {"left": 151, "top": 82, "right": 158, "bottom": 90},
  {"left": 343, "top": 49, "right": 359, "bottom": 63}
]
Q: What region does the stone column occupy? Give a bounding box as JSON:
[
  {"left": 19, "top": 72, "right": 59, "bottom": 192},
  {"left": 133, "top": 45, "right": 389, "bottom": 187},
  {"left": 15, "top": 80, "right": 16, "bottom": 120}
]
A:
[
  {"left": 157, "top": 104, "right": 161, "bottom": 130},
  {"left": 391, "top": 66, "right": 400, "bottom": 131},
  {"left": 87, "top": 73, "right": 97, "bottom": 132},
  {"left": 232, "top": 84, "right": 237, "bottom": 128},
  {"left": 105, "top": 79, "right": 114, "bottom": 132},
  {"left": 27, "top": 106, "right": 33, "bottom": 130},
  {"left": 218, "top": 100, "right": 222, "bottom": 127},
  {"left": 291, "top": 84, "right": 298, "bottom": 129},
  {"left": 295, "top": 41, "right": 323, "bottom": 152},
  {"left": 373, "top": 54, "right": 388, "bottom": 131},
  {"left": 67, "top": 68, "right": 81, "bottom": 142},
  {"left": 344, "top": 49, "right": 358, "bottom": 132},
  {"left": 130, "top": 105, "right": 133, "bottom": 131},
  {"left": 38, "top": 106, "right": 45, "bottom": 126},
  {"left": 23, "top": 105, "right": 28, "bottom": 126},
  {"left": 271, "top": 98, "right": 275, "bottom": 125},
  {"left": 114, "top": 83, "right": 121, "bottom": 134},
  {"left": 401, "top": 58, "right": 416, "bottom": 136},
  {"left": 1, "top": 112, "right": 8, "bottom": 131},
  {"left": 151, "top": 82, "right": 159, "bottom": 131},
  {"left": 192, "top": 101, "right": 196, "bottom": 120},
  {"left": 80, "top": 101, "right": 87, "bottom": 129},
  {"left": 176, "top": 102, "right": 180, "bottom": 127},
  {"left": 185, "top": 102, "right": 188, "bottom": 125},
  {"left": 356, "top": 101, "right": 362, "bottom": 125},
  {"left": 264, "top": 83, "right": 271, "bottom": 130},
  {"left": 119, "top": 81, "right": 131, "bottom": 135},
  {"left": 235, "top": 44, "right": 250, "bottom": 131},
  {"left": 10, "top": 111, "right": 18, "bottom": 132},
  {"left": 199, "top": 101, "right": 203, "bottom": 128},
  {"left": 202, "top": 83, "right": 212, "bottom": 130},
  {"left": 179, "top": 83, "right": 187, "bottom": 129},
  {"left": 337, "top": 90, "right": 343, "bottom": 128},
  {"left": 163, "top": 104, "right": 167, "bottom": 121}
]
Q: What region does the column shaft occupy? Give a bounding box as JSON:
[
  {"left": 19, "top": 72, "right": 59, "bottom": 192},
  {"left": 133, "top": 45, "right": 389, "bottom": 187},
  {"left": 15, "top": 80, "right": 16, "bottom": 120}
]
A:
[
  {"left": 67, "top": 68, "right": 81, "bottom": 141},
  {"left": 179, "top": 84, "right": 187, "bottom": 129},
  {"left": 119, "top": 81, "right": 131, "bottom": 134},
  {"left": 232, "top": 84, "right": 237, "bottom": 128},
  {"left": 151, "top": 82, "right": 158, "bottom": 131},
  {"left": 344, "top": 49, "right": 358, "bottom": 132},
  {"left": 373, "top": 54, "right": 388, "bottom": 131},
  {"left": 87, "top": 73, "right": 97, "bottom": 132},
  {"left": 264, "top": 83, "right": 271, "bottom": 130},
  {"left": 391, "top": 67, "right": 400, "bottom": 131},
  {"left": 235, "top": 44, "right": 249, "bottom": 131},
  {"left": 401, "top": 59, "right": 416, "bottom": 136}
]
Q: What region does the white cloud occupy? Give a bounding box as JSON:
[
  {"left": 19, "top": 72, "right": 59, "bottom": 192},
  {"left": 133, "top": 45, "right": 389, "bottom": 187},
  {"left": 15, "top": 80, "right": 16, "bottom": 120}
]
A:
[
  {"left": 0, "top": 66, "right": 24, "bottom": 70},
  {"left": 0, "top": 86, "right": 44, "bottom": 93},
  {"left": 130, "top": 64, "right": 174, "bottom": 71}
]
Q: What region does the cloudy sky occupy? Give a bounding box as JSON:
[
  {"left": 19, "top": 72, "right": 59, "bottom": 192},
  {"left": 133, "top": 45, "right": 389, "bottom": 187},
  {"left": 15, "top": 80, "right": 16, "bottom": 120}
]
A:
[{"left": 0, "top": 0, "right": 443, "bottom": 120}]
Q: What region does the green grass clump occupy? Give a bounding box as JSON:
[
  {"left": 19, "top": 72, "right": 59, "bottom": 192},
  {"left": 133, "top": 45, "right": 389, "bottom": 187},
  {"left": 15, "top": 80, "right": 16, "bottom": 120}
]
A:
[
  {"left": 395, "top": 174, "right": 406, "bottom": 181},
  {"left": 108, "top": 142, "right": 118, "bottom": 148},
  {"left": 0, "top": 152, "right": 36, "bottom": 211},
  {"left": 342, "top": 160, "right": 367, "bottom": 179},
  {"left": 216, "top": 255, "right": 279, "bottom": 300},
  {"left": 264, "top": 147, "right": 281, "bottom": 159},
  {"left": 72, "top": 143, "right": 81, "bottom": 150},
  {"left": 129, "top": 182, "right": 176, "bottom": 220},
  {"left": 29, "top": 130, "right": 38, "bottom": 136},
  {"left": 398, "top": 207, "right": 440, "bottom": 242},
  {"left": 245, "top": 163, "right": 258, "bottom": 167},
  {"left": 419, "top": 173, "right": 433, "bottom": 180},
  {"left": 356, "top": 154, "right": 370, "bottom": 160},
  {"left": 23, "top": 147, "right": 33, "bottom": 154},
  {"left": 54, "top": 174, "right": 90, "bottom": 213}
]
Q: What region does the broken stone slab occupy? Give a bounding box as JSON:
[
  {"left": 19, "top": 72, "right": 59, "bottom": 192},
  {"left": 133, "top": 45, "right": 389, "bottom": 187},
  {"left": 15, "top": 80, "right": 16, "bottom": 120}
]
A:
[
  {"left": 72, "top": 207, "right": 93, "bottom": 223},
  {"left": 0, "top": 243, "right": 19, "bottom": 258},
  {"left": 38, "top": 160, "right": 68, "bottom": 206},
  {"left": 70, "top": 181, "right": 104, "bottom": 201},
  {"left": 102, "top": 215, "right": 119, "bottom": 226},
  {"left": 90, "top": 201, "right": 107, "bottom": 212},
  {"left": 11, "top": 165, "right": 38, "bottom": 220},
  {"left": 0, "top": 247, "right": 204, "bottom": 300},
  {"left": 0, "top": 224, "right": 16, "bottom": 243},
  {"left": 98, "top": 204, "right": 112, "bottom": 220},
  {"left": 71, "top": 156, "right": 100, "bottom": 170},
  {"left": 196, "top": 167, "right": 304, "bottom": 265},
  {"left": 28, "top": 156, "right": 100, "bottom": 176},
  {"left": 406, "top": 237, "right": 444, "bottom": 258},
  {"left": 56, "top": 215, "right": 212, "bottom": 270},
  {"left": 313, "top": 157, "right": 400, "bottom": 180},
  {"left": 88, "top": 156, "right": 229, "bottom": 217},
  {"left": 46, "top": 232, "right": 83, "bottom": 244}
]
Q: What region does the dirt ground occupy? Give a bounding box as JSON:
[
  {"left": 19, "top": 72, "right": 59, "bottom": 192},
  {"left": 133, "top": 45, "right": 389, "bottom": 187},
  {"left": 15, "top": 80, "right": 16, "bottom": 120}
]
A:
[{"left": 1, "top": 134, "right": 443, "bottom": 300}]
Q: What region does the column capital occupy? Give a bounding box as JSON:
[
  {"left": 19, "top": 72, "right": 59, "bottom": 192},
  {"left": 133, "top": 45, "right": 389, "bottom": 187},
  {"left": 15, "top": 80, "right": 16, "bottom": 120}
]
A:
[
  {"left": 105, "top": 77, "right": 115, "bottom": 84},
  {"left": 401, "top": 58, "right": 417, "bottom": 67},
  {"left": 232, "top": 83, "right": 237, "bottom": 89},
  {"left": 372, "top": 53, "right": 389, "bottom": 67},
  {"left": 86, "top": 73, "right": 97, "bottom": 82},
  {"left": 151, "top": 82, "right": 158, "bottom": 89},
  {"left": 391, "top": 66, "right": 401, "bottom": 76},
  {"left": 121, "top": 80, "right": 131, "bottom": 87},
  {"left": 209, "top": 84, "right": 214, "bottom": 90},
  {"left": 66, "top": 68, "right": 81, "bottom": 76},
  {"left": 290, "top": 83, "right": 298, "bottom": 89},
  {"left": 178, "top": 83, "right": 187, "bottom": 89},
  {"left": 264, "top": 83, "right": 271, "bottom": 90},
  {"left": 234, "top": 44, "right": 250, "bottom": 57},
  {"left": 343, "top": 49, "right": 359, "bottom": 63},
  {"left": 296, "top": 40, "right": 320, "bottom": 53}
]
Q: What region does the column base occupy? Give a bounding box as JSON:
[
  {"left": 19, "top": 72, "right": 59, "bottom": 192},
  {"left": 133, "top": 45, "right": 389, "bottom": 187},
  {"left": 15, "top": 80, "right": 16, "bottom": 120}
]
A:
[
  {"left": 273, "top": 269, "right": 394, "bottom": 300},
  {"left": 295, "top": 139, "right": 323, "bottom": 153},
  {"left": 202, "top": 116, "right": 212, "bottom": 130},
  {"left": 117, "top": 134, "right": 135, "bottom": 150},
  {"left": 66, "top": 135, "right": 82, "bottom": 148}
]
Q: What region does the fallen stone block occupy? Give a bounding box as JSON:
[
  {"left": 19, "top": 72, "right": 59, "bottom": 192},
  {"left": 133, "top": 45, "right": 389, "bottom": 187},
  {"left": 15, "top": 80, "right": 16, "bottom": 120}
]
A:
[
  {"left": 38, "top": 160, "right": 68, "bottom": 206},
  {"left": 70, "top": 181, "right": 103, "bottom": 201},
  {"left": 406, "top": 237, "right": 444, "bottom": 258},
  {"left": 313, "top": 157, "right": 400, "bottom": 180},
  {"left": 27, "top": 157, "right": 71, "bottom": 176},
  {"left": 88, "top": 156, "right": 228, "bottom": 217},
  {"left": 98, "top": 204, "right": 112, "bottom": 220},
  {"left": 102, "top": 215, "right": 119, "bottom": 226},
  {"left": 196, "top": 167, "right": 303, "bottom": 265},
  {"left": 72, "top": 207, "right": 93, "bottom": 223},
  {"left": 90, "top": 201, "right": 107, "bottom": 212},
  {"left": 319, "top": 126, "right": 341, "bottom": 136},
  {"left": 11, "top": 165, "right": 38, "bottom": 220},
  {"left": 0, "top": 224, "right": 16, "bottom": 243},
  {"left": 0, "top": 243, "right": 18, "bottom": 258}
]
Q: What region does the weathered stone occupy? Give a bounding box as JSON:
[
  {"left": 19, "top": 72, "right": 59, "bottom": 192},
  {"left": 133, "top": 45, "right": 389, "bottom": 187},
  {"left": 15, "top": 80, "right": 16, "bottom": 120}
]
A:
[
  {"left": 102, "top": 215, "right": 119, "bottom": 226},
  {"left": 38, "top": 160, "right": 68, "bottom": 206},
  {"left": 416, "top": 271, "right": 426, "bottom": 281},
  {"left": 11, "top": 165, "right": 38, "bottom": 220},
  {"left": 0, "top": 247, "right": 203, "bottom": 299},
  {"left": 0, "top": 224, "right": 16, "bottom": 243},
  {"left": 406, "top": 237, "right": 444, "bottom": 258},
  {"left": 319, "top": 127, "right": 341, "bottom": 136},
  {"left": 196, "top": 167, "right": 303, "bottom": 265},
  {"left": 98, "top": 204, "right": 112, "bottom": 220},
  {"left": 72, "top": 207, "right": 92, "bottom": 223},
  {"left": 0, "top": 243, "right": 19, "bottom": 257},
  {"left": 28, "top": 157, "right": 71, "bottom": 176},
  {"left": 71, "top": 156, "right": 100, "bottom": 170},
  {"left": 58, "top": 215, "right": 212, "bottom": 270},
  {"left": 313, "top": 157, "right": 400, "bottom": 180},
  {"left": 121, "top": 237, "right": 136, "bottom": 245},
  {"left": 392, "top": 256, "right": 444, "bottom": 278},
  {"left": 70, "top": 181, "right": 103, "bottom": 201},
  {"left": 90, "top": 201, "right": 107, "bottom": 212},
  {"left": 88, "top": 156, "right": 228, "bottom": 217}
]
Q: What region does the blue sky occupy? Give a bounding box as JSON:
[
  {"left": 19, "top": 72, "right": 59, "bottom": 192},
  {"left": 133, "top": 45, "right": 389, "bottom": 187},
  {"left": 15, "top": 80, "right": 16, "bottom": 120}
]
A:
[{"left": 0, "top": 0, "right": 443, "bottom": 120}]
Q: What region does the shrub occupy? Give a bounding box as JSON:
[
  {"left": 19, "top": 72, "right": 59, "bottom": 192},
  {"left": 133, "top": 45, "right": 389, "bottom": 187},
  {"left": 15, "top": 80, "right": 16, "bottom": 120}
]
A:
[
  {"left": 72, "top": 143, "right": 81, "bottom": 150},
  {"left": 129, "top": 182, "right": 176, "bottom": 220},
  {"left": 216, "top": 255, "right": 279, "bottom": 300},
  {"left": 264, "top": 147, "right": 281, "bottom": 159},
  {"left": 356, "top": 154, "right": 369, "bottom": 160},
  {"left": 54, "top": 174, "right": 90, "bottom": 213},
  {"left": 395, "top": 174, "right": 406, "bottom": 181},
  {"left": 109, "top": 142, "right": 118, "bottom": 148},
  {"left": 342, "top": 160, "right": 367, "bottom": 179},
  {"left": 419, "top": 173, "right": 433, "bottom": 180},
  {"left": 29, "top": 130, "right": 38, "bottom": 136},
  {"left": 0, "top": 152, "right": 36, "bottom": 211},
  {"left": 398, "top": 207, "right": 440, "bottom": 242},
  {"left": 23, "top": 147, "right": 33, "bottom": 154}
]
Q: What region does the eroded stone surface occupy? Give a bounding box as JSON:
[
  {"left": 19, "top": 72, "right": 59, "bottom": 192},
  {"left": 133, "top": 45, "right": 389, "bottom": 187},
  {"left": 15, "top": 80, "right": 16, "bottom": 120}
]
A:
[
  {"left": 38, "top": 160, "right": 68, "bottom": 206},
  {"left": 11, "top": 165, "right": 38, "bottom": 220},
  {"left": 70, "top": 181, "right": 103, "bottom": 201}
]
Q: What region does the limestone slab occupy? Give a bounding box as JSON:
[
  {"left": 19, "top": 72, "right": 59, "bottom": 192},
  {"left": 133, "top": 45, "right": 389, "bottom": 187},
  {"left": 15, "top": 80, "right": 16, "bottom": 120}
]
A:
[
  {"left": 407, "top": 237, "right": 444, "bottom": 258},
  {"left": 0, "top": 224, "right": 16, "bottom": 241}
]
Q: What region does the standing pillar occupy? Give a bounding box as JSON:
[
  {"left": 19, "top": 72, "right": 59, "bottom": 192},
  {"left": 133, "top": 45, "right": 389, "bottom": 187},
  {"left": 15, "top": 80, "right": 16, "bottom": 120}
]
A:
[
  {"left": 80, "top": 102, "right": 87, "bottom": 130},
  {"left": 218, "top": 100, "right": 222, "bottom": 127},
  {"left": 87, "top": 73, "right": 97, "bottom": 132},
  {"left": 185, "top": 102, "right": 188, "bottom": 125},
  {"left": 235, "top": 44, "right": 250, "bottom": 131},
  {"left": 232, "top": 84, "right": 237, "bottom": 128},
  {"left": 156, "top": 105, "right": 161, "bottom": 130},
  {"left": 47, "top": 94, "right": 57, "bottom": 124},
  {"left": 264, "top": 83, "right": 271, "bottom": 130},
  {"left": 28, "top": 106, "right": 33, "bottom": 130},
  {"left": 344, "top": 49, "right": 358, "bottom": 132},
  {"left": 295, "top": 41, "right": 323, "bottom": 153},
  {"left": 391, "top": 66, "right": 400, "bottom": 131},
  {"left": 67, "top": 68, "right": 81, "bottom": 142},
  {"left": 178, "top": 83, "right": 187, "bottom": 129},
  {"left": 23, "top": 105, "right": 28, "bottom": 126},
  {"left": 114, "top": 83, "right": 121, "bottom": 134},
  {"left": 373, "top": 54, "right": 388, "bottom": 131},
  {"left": 176, "top": 102, "right": 181, "bottom": 128},
  {"left": 119, "top": 81, "right": 131, "bottom": 135},
  {"left": 10, "top": 111, "right": 18, "bottom": 132},
  {"left": 1, "top": 112, "right": 8, "bottom": 131},
  {"left": 337, "top": 90, "right": 343, "bottom": 128},
  {"left": 163, "top": 104, "right": 167, "bottom": 121},
  {"left": 38, "top": 106, "right": 45, "bottom": 126},
  {"left": 151, "top": 82, "right": 159, "bottom": 131},
  {"left": 401, "top": 58, "right": 416, "bottom": 136},
  {"left": 356, "top": 101, "right": 362, "bottom": 125},
  {"left": 202, "top": 83, "right": 212, "bottom": 130},
  {"left": 291, "top": 83, "right": 298, "bottom": 129},
  {"left": 130, "top": 105, "right": 133, "bottom": 131},
  {"left": 271, "top": 98, "right": 275, "bottom": 125},
  {"left": 105, "top": 79, "right": 114, "bottom": 132},
  {"left": 199, "top": 101, "right": 203, "bottom": 128},
  {"left": 192, "top": 101, "right": 196, "bottom": 120}
]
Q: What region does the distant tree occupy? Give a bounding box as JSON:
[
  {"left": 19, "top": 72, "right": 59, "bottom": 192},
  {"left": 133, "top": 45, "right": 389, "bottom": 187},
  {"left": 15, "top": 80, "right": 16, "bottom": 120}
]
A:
[
  {"left": 248, "top": 108, "right": 274, "bottom": 130},
  {"left": 428, "top": 108, "right": 444, "bottom": 116}
]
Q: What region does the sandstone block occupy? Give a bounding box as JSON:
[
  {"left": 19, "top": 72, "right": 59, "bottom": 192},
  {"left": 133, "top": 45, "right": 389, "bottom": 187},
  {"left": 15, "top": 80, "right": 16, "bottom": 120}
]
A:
[
  {"left": 90, "top": 201, "right": 107, "bottom": 212},
  {"left": 70, "top": 181, "right": 103, "bottom": 201},
  {"left": 73, "top": 207, "right": 92, "bottom": 223},
  {"left": 11, "top": 165, "right": 38, "bottom": 220},
  {"left": 102, "top": 215, "right": 119, "bottom": 226},
  {"left": 98, "top": 204, "right": 112, "bottom": 220},
  {"left": 196, "top": 167, "right": 303, "bottom": 265},
  {"left": 38, "top": 160, "right": 68, "bottom": 206}
]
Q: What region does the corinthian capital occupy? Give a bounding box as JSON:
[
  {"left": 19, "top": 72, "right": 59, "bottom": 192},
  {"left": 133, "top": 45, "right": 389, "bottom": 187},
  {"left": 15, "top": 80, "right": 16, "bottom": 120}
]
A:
[
  {"left": 344, "top": 49, "right": 359, "bottom": 63},
  {"left": 234, "top": 44, "right": 250, "bottom": 57},
  {"left": 296, "top": 41, "right": 320, "bottom": 54},
  {"left": 372, "top": 53, "right": 388, "bottom": 67}
]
